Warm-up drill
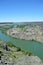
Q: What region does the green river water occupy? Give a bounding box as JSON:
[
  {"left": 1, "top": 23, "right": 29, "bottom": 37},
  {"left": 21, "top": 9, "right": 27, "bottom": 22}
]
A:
[{"left": 0, "top": 31, "right": 43, "bottom": 59}]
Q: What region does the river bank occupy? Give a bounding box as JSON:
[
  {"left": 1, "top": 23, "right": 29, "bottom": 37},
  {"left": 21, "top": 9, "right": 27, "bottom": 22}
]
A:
[{"left": 0, "top": 40, "right": 43, "bottom": 65}]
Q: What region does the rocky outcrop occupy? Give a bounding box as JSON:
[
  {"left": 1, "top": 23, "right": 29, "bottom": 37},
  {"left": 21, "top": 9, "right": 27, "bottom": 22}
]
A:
[
  {"left": 0, "top": 55, "right": 43, "bottom": 65},
  {"left": 7, "top": 26, "right": 43, "bottom": 43}
]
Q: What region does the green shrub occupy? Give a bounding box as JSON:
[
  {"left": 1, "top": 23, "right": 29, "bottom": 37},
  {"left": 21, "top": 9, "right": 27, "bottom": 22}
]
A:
[
  {"left": 25, "top": 51, "right": 29, "bottom": 55},
  {"left": 13, "top": 55, "right": 16, "bottom": 58},
  {"left": 7, "top": 42, "right": 16, "bottom": 47},
  {"left": 17, "top": 47, "right": 21, "bottom": 51},
  {"left": 28, "top": 52, "right": 32, "bottom": 56},
  {"left": 32, "top": 39, "right": 34, "bottom": 41},
  {"left": 0, "top": 55, "right": 1, "bottom": 60}
]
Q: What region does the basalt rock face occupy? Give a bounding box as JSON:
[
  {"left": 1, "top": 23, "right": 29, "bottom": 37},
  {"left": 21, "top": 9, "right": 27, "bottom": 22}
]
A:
[{"left": 7, "top": 25, "right": 43, "bottom": 43}]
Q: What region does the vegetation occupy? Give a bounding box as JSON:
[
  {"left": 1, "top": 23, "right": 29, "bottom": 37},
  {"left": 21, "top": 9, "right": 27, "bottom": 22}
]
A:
[
  {"left": 0, "top": 24, "right": 14, "bottom": 31},
  {"left": 16, "top": 47, "right": 21, "bottom": 51},
  {"left": 16, "top": 25, "right": 26, "bottom": 28},
  {"left": 28, "top": 52, "right": 32, "bottom": 56},
  {"left": 6, "top": 42, "right": 16, "bottom": 47}
]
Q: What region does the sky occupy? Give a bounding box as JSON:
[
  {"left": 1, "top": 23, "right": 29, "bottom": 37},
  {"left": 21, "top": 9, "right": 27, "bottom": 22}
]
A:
[{"left": 0, "top": 0, "right": 43, "bottom": 22}]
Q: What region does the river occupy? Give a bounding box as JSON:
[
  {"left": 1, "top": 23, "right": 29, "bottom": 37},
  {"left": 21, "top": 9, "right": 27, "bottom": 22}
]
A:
[{"left": 0, "top": 31, "right": 43, "bottom": 59}]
